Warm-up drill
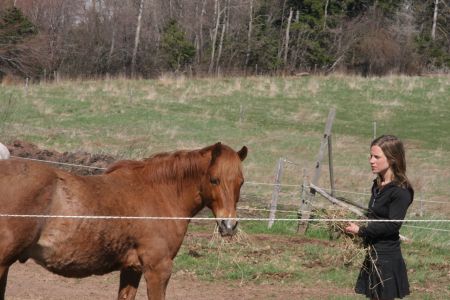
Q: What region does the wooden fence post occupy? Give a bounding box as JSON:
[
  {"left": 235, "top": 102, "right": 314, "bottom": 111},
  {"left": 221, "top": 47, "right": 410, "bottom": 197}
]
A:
[
  {"left": 297, "top": 108, "right": 336, "bottom": 233},
  {"left": 268, "top": 157, "right": 284, "bottom": 228},
  {"left": 239, "top": 104, "right": 244, "bottom": 124},
  {"left": 373, "top": 121, "right": 377, "bottom": 140},
  {"left": 419, "top": 193, "right": 424, "bottom": 217},
  {"left": 25, "top": 77, "right": 29, "bottom": 93},
  {"left": 297, "top": 169, "right": 307, "bottom": 232}
]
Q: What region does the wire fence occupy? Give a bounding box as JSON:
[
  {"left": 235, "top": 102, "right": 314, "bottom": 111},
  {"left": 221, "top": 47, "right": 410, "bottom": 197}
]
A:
[
  {"left": 0, "top": 213, "right": 448, "bottom": 223},
  {"left": 10, "top": 155, "right": 450, "bottom": 204},
  {"left": 4, "top": 156, "right": 449, "bottom": 235}
]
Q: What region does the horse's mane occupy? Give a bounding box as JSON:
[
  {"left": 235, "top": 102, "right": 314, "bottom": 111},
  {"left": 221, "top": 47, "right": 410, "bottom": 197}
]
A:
[{"left": 105, "top": 149, "right": 207, "bottom": 185}]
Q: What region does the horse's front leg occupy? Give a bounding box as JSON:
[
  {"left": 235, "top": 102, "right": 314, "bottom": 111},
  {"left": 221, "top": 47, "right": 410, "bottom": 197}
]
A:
[
  {"left": 0, "top": 265, "right": 10, "bottom": 300},
  {"left": 118, "top": 267, "right": 142, "bottom": 300},
  {"left": 143, "top": 258, "right": 173, "bottom": 300}
]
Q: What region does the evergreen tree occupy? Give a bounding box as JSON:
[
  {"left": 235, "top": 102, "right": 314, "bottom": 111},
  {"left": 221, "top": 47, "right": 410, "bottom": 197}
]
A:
[
  {"left": 0, "top": 6, "right": 39, "bottom": 78},
  {"left": 246, "top": 11, "right": 281, "bottom": 73},
  {"left": 0, "top": 6, "right": 37, "bottom": 44},
  {"left": 160, "top": 20, "right": 196, "bottom": 72},
  {"left": 414, "top": 0, "right": 450, "bottom": 70}
]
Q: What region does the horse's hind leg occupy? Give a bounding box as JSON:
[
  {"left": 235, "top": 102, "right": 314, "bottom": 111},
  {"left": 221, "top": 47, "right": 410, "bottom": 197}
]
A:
[
  {"left": 118, "top": 268, "right": 142, "bottom": 300},
  {"left": 0, "top": 265, "right": 9, "bottom": 300}
]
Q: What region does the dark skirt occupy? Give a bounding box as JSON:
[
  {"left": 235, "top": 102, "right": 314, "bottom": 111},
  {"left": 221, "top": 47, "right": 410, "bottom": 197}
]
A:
[{"left": 355, "top": 248, "right": 410, "bottom": 299}]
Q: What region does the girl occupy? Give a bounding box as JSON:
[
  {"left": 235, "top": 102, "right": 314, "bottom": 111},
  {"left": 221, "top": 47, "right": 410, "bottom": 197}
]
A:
[{"left": 345, "top": 135, "right": 413, "bottom": 299}]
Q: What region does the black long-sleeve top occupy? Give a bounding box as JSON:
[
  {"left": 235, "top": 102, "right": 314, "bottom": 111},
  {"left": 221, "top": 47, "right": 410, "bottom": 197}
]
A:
[{"left": 358, "top": 180, "right": 413, "bottom": 254}]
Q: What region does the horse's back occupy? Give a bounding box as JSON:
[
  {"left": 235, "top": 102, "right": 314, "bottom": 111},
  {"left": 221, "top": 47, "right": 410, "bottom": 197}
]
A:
[{"left": 0, "top": 159, "right": 59, "bottom": 213}]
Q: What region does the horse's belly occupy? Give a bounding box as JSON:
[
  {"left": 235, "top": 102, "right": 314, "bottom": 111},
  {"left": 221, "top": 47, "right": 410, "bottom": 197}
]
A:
[{"left": 29, "top": 226, "right": 128, "bottom": 277}]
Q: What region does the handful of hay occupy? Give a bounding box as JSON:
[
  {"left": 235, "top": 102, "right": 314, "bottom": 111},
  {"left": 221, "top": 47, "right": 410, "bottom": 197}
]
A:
[{"left": 321, "top": 208, "right": 367, "bottom": 267}]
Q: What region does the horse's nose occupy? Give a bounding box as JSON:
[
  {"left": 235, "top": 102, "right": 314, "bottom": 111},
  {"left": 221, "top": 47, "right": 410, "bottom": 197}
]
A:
[{"left": 218, "top": 219, "right": 238, "bottom": 236}]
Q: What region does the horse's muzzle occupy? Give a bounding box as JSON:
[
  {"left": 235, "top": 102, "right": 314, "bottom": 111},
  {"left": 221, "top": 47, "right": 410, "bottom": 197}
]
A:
[{"left": 218, "top": 219, "right": 238, "bottom": 236}]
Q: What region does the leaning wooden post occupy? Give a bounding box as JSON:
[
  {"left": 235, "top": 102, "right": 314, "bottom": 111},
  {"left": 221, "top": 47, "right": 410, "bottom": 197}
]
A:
[
  {"left": 268, "top": 158, "right": 284, "bottom": 228},
  {"left": 328, "top": 134, "right": 335, "bottom": 197},
  {"left": 310, "top": 183, "right": 366, "bottom": 217},
  {"left": 310, "top": 183, "right": 411, "bottom": 242},
  {"left": 297, "top": 108, "right": 336, "bottom": 234}
]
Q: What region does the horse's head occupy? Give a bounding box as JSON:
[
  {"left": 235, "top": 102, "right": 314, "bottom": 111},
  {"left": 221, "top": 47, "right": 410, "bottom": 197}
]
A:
[{"left": 200, "top": 143, "right": 247, "bottom": 237}]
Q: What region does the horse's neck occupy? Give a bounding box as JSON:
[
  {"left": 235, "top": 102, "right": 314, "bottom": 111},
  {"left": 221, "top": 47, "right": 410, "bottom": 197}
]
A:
[
  {"left": 105, "top": 160, "right": 207, "bottom": 217},
  {"left": 145, "top": 157, "right": 208, "bottom": 218},
  {"left": 173, "top": 183, "right": 205, "bottom": 218}
]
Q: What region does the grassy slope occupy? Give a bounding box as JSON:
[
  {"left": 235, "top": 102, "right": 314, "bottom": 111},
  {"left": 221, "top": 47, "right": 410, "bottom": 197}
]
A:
[
  {"left": 1, "top": 75, "right": 449, "bottom": 299},
  {"left": 1, "top": 75, "right": 448, "bottom": 206}
]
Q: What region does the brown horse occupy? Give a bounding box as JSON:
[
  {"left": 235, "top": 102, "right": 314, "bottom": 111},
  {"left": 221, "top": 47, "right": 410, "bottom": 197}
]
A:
[{"left": 0, "top": 142, "right": 247, "bottom": 300}]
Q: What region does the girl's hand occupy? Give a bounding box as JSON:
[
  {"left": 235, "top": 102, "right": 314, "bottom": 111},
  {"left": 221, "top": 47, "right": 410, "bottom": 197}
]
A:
[{"left": 345, "top": 222, "right": 360, "bottom": 234}]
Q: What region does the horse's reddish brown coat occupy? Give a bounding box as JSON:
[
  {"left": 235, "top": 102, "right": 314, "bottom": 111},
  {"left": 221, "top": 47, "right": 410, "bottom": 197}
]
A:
[{"left": 0, "top": 143, "right": 247, "bottom": 300}]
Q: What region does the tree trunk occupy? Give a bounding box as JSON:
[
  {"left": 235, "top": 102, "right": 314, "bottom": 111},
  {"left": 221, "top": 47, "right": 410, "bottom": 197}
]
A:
[
  {"left": 292, "top": 10, "right": 300, "bottom": 69},
  {"left": 245, "top": 0, "right": 253, "bottom": 69},
  {"left": 150, "top": 0, "right": 160, "bottom": 46},
  {"left": 283, "top": 8, "right": 293, "bottom": 68},
  {"left": 197, "top": 0, "right": 206, "bottom": 64},
  {"left": 108, "top": 28, "right": 115, "bottom": 68},
  {"left": 324, "top": 0, "right": 329, "bottom": 28},
  {"left": 131, "top": 0, "right": 145, "bottom": 77},
  {"left": 209, "top": 0, "right": 220, "bottom": 74},
  {"left": 216, "top": 0, "right": 229, "bottom": 74},
  {"left": 107, "top": 0, "right": 117, "bottom": 69},
  {"left": 277, "top": 0, "right": 288, "bottom": 60},
  {"left": 431, "top": 0, "right": 439, "bottom": 40},
  {"left": 225, "top": 0, "right": 230, "bottom": 35}
]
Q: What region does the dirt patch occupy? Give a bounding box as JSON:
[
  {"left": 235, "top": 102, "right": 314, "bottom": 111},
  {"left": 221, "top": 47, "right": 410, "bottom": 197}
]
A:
[{"left": 6, "top": 140, "right": 116, "bottom": 175}]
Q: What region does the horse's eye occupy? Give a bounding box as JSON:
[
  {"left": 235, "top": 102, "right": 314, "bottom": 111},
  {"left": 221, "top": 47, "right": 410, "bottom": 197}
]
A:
[{"left": 210, "top": 177, "right": 220, "bottom": 185}]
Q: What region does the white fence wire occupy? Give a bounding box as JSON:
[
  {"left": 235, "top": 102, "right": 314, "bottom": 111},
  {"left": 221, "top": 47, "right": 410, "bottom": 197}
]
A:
[{"left": 3, "top": 156, "right": 448, "bottom": 234}]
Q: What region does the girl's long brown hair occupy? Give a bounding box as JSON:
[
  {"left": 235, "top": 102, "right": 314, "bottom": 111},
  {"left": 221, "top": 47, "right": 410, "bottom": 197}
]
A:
[{"left": 371, "top": 135, "right": 414, "bottom": 195}]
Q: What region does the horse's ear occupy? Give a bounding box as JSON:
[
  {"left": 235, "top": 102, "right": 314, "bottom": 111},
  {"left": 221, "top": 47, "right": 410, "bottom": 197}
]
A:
[
  {"left": 200, "top": 142, "right": 222, "bottom": 164},
  {"left": 237, "top": 146, "right": 248, "bottom": 161},
  {"left": 211, "top": 142, "right": 222, "bottom": 164}
]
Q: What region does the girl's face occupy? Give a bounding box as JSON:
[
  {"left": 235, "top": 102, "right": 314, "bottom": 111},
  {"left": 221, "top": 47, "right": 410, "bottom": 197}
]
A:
[{"left": 369, "top": 145, "right": 391, "bottom": 177}]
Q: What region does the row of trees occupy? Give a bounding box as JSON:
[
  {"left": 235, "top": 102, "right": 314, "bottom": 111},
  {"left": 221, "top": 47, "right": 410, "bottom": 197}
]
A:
[{"left": 1, "top": 0, "right": 449, "bottom": 80}]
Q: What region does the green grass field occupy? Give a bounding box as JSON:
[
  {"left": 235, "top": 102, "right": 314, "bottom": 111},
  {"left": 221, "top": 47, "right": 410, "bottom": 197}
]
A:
[{"left": 1, "top": 75, "right": 449, "bottom": 299}]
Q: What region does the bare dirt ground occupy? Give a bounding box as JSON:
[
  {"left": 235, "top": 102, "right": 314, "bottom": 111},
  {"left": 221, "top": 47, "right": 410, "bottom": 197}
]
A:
[
  {"left": 4, "top": 141, "right": 355, "bottom": 299},
  {"left": 6, "top": 258, "right": 354, "bottom": 300}
]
